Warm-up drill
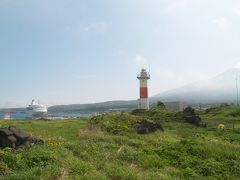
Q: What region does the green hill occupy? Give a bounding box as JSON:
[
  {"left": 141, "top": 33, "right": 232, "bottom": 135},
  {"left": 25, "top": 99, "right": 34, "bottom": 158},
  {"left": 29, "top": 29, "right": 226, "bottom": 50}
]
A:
[
  {"left": 48, "top": 100, "right": 138, "bottom": 114},
  {"left": 0, "top": 106, "right": 240, "bottom": 179}
]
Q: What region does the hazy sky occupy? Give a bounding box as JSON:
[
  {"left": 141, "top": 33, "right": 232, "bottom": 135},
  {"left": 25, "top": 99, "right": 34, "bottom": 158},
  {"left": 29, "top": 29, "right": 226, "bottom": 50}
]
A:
[{"left": 1, "top": 0, "right": 240, "bottom": 108}]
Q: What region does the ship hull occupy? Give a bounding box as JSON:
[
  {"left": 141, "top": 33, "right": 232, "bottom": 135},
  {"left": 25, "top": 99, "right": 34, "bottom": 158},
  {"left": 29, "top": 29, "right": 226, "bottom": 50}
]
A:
[
  {"left": 26, "top": 106, "right": 48, "bottom": 118},
  {"left": 26, "top": 111, "right": 47, "bottom": 118}
]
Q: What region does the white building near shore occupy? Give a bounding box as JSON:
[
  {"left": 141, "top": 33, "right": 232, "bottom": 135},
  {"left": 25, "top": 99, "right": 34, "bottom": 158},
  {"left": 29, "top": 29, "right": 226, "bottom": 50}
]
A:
[{"left": 164, "top": 101, "right": 188, "bottom": 112}]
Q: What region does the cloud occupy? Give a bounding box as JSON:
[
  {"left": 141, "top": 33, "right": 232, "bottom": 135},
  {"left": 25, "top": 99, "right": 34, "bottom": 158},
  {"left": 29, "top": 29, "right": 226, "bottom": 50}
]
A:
[
  {"left": 83, "top": 22, "right": 108, "bottom": 32},
  {"left": 213, "top": 17, "right": 229, "bottom": 32},
  {"left": 234, "top": 8, "right": 240, "bottom": 16},
  {"left": 150, "top": 64, "right": 192, "bottom": 92},
  {"left": 233, "top": 62, "right": 240, "bottom": 69},
  {"left": 132, "top": 55, "right": 149, "bottom": 68},
  {"left": 162, "top": 0, "right": 189, "bottom": 14}
]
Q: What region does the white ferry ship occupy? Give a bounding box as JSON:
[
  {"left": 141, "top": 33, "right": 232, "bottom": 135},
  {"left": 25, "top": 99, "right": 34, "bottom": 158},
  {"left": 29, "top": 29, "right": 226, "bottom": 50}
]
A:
[{"left": 26, "top": 100, "right": 47, "bottom": 118}]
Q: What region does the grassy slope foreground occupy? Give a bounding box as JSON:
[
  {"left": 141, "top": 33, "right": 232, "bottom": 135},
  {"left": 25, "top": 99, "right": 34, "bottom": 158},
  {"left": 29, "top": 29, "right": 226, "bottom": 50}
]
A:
[{"left": 0, "top": 107, "right": 240, "bottom": 179}]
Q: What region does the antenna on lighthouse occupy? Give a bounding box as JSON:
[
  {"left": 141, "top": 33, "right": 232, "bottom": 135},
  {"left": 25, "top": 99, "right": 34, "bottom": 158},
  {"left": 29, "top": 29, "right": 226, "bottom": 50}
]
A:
[
  {"left": 148, "top": 64, "right": 151, "bottom": 77},
  {"left": 236, "top": 76, "right": 239, "bottom": 106}
]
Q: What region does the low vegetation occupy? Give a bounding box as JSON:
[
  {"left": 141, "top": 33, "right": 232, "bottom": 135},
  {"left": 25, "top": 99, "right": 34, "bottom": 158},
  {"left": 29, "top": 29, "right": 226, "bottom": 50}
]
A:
[{"left": 0, "top": 106, "right": 240, "bottom": 179}]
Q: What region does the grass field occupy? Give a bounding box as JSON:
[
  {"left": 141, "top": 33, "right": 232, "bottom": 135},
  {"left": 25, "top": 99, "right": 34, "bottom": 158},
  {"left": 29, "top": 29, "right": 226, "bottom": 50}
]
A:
[{"left": 0, "top": 106, "right": 240, "bottom": 179}]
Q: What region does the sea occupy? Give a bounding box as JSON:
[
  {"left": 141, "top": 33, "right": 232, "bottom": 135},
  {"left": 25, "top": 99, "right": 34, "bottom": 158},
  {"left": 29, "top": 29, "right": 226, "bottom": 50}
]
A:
[{"left": 0, "top": 110, "right": 91, "bottom": 120}]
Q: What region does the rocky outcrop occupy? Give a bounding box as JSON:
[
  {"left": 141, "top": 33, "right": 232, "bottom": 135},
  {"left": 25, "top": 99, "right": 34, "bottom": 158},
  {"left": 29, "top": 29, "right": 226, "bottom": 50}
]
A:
[
  {"left": 183, "top": 107, "right": 202, "bottom": 127},
  {"left": 133, "top": 119, "right": 164, "bottom": 134},
  {"left": 0, "top": 126, "right": 43, "bottom": 149},
  {"left": 157, "top": 101, "right": 166, "bottom": 109}
]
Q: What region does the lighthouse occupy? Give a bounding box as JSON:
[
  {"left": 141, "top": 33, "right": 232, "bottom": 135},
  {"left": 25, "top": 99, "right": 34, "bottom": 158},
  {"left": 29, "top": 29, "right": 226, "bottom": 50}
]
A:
[
  {"left": 4, "top": 110, "right": 11, "bottom": 120},
  {"left": 137, "top": 69, "right": 150, "bottom": 110}
]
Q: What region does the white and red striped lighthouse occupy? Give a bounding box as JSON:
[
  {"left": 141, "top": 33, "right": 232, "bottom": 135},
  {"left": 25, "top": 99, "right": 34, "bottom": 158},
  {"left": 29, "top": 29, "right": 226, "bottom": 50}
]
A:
[
  {"left": 137, "top": 69, "right": 150, "bottom": 110},
  {"left": 4, "top": 110, "right": 11, "bottom": 120}
]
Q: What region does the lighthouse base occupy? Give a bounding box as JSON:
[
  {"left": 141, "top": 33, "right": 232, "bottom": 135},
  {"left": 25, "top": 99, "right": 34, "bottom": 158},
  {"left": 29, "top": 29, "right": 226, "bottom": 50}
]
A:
[{"left": 138, "top": 98, "right": 149, "bottom": 110}]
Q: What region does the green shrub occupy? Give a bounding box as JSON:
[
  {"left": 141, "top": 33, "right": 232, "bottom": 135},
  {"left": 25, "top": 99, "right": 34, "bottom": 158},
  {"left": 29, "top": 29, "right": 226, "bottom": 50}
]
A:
[
  {"left": 22, "top": 146, "right": 56, "bottom": 168},
  {"left": 104, "top": 163, "right": 139, "bottom": 180},
  {"left": 228, "top": 109, "right": 240, "bottom": 117},
  {"left": 139, "top": 108, "right": 184, "bottom": 121},
  {"left": 68, "top": 158, "right": 93, "bottom": 176},
  {"left": 139, "top": 153, "right": 169, "bottom": 169},
  {"left": 0, "top": 162, "right": 10, "bottom": 176},
  {"left": 197, "top": 158, "right": 225, "bottom": 177},
  {"left": 89, "top": 113, "right": 139, "bottom": 135},
  {"left": 182, "top": 167, "right": 198, "bottom": 179},
  {"left": 117, "top": 146, "right": 141, "bottom": 162}
]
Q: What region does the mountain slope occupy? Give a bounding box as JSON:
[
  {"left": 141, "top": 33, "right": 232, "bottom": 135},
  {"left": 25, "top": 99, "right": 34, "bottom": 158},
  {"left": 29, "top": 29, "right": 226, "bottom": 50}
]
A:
[{"left": 152, "top": 68, "right": 240, "bottom": 104}]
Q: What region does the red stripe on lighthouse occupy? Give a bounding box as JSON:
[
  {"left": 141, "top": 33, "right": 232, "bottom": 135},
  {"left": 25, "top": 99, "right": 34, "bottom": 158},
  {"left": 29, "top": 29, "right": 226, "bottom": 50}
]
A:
[{"left": 140, "top": 87, "right": 148, "bottom": 98}]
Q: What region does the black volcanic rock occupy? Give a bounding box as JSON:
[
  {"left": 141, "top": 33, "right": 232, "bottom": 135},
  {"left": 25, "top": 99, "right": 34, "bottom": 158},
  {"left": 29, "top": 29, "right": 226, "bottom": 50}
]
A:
[
  {"left": 0, "top": 129, "right": 13, "bottom": 136},
  {"left": 183, "top": 107, "right": 202, "bottom": 126},
  {"left": 0, "top": 126, "right": 43, "bottom": 149},
  {"left": 134, "top": 119, "right": 164, "bottom": 134},
  {"left": 157, "top": 101, "right": 166, "bottom": 109},
  {"left": 9, "top": 126, "right": 29, "bottom": 144}
]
